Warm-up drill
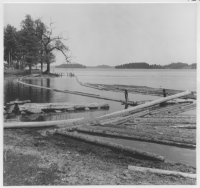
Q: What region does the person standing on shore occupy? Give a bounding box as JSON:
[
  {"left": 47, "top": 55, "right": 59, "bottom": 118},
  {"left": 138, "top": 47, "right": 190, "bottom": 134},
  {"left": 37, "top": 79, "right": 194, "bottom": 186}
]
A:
[{"left": 124, "top": 89, "right": 128, "bottom": 103}]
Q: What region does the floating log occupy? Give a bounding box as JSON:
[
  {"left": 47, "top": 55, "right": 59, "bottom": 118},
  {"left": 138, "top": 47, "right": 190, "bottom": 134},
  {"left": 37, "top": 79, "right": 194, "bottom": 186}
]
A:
[
  {"left": 79, "top": 82, "right": 196, "bottom": 100},
  {"left": 98, "top": 90, "right": 192, "bottom": 119},
  {"left": 100, "top": 110, "right": 149, "bottom": 126},
  {"left": 55, "top": 130, "right": 165, "bottom": 161},
  {"left": 149, "top": 103, "right": 190, "bottom": 115},
  {"left": 128, "top": 165, "right": 196, "bottom": 179},
  {"left": 76, "top": 127, "right": 196, "bottom": 149},
  {"left": 134, "top": 117, "right": 196, "bottom": 124},
  {"left": 4, "top": 118, "right": 84, "bottom": 129},
  {"left": 17, "top": 78, "right": 135, "bottom": 104},
  {"left": 169, "top": 105, "right": 196, "bottom": 115},
  {"left": 169, "top": 124, "right": 196, "bottom": 129},
  {"left": 18, "top": 102, "right": 109, "bottom": 114},
  {"left": 149, "top": 113, "right": 196, "bottom": 118},
  {"left": 7, "top": 100, "right": 31, "bottom": 105}
]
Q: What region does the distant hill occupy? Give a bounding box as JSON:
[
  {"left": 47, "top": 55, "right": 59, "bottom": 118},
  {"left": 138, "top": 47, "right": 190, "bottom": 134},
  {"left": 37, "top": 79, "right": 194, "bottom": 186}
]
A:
[
  {"left": 115, "top": 62, "right": 196, "bottom": 69},
  {"left": 87, "top": 65, "right": 113, "bottom": 68},
  {"left": 55, "top": 63, "right": 86, "bottom": 68}
]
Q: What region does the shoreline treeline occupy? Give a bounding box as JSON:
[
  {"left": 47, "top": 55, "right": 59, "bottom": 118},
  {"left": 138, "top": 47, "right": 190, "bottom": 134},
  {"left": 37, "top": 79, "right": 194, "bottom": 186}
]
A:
[
  {"left": 4, "top": 15, "right": 70, "bottom": 74},
  {"left": 115, "top": 62, "right": 196, "bottom": 69}
]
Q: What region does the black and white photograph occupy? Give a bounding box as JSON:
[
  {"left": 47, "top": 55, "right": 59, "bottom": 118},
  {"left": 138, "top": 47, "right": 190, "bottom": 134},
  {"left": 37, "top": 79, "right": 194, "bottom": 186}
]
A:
[{"left": 3, "top": 0, "right": 198, "bottom": 185}]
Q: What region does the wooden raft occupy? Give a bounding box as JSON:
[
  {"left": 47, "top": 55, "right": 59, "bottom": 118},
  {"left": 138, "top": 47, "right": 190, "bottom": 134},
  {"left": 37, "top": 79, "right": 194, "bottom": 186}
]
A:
[{"left": 7, "top": 102, "right": 109, "bottom": 114}]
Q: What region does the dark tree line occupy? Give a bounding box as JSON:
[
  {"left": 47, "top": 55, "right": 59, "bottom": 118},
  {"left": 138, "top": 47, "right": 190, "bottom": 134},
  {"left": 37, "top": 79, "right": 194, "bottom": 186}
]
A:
[
  {"left": 115, "top": 62, "right": 197, "bottom": 69},
  {"left": 4, "top": 15, "right": 70, "bottom": 74}
]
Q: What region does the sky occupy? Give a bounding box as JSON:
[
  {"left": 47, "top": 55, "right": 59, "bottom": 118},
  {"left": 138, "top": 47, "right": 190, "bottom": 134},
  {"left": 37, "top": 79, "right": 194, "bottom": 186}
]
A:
[{"left": 4, "top": 3, "right": 197, "bottom": 66}]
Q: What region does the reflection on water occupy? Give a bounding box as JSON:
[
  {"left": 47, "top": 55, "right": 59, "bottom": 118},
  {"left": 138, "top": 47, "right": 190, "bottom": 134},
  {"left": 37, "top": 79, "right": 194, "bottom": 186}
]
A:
[
  {"left": 4, "top": 78, "right": 53, "bottom": 104},
  {"left": 86, "top": 134, "right": 196, "bottom": 167},
  {"left": 4, "top": 78, "right": 115, "bottom": 120}
]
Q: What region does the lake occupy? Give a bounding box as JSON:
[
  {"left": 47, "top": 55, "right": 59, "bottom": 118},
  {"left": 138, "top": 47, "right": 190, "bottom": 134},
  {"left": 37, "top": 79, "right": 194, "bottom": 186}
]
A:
[{"left": 4, "top": 68, "right": 196, "bottom": 120}]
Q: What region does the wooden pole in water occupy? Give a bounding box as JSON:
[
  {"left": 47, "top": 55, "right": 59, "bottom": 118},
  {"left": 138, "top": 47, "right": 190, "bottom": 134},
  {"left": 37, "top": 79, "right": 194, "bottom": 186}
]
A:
[
  {"left": 128, "top": 165, "right": 196, "bottom": 179},
  {"left": 98, "top": 90, "right": 192, "bottom": 119},
  {"left": 4, "top": 118, "right": 84, "bottom": 129}
]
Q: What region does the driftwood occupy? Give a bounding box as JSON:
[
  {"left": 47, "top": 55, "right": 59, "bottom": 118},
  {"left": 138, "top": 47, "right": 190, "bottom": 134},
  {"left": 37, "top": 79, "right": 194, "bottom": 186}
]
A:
[
  {"left": 76, "top": 127, "right": 196, "bottom": 149},
  {"left": 128, "top": 165, "right": 196, "bottom": 179},
  {"left": 4, "top": 118, "right": 84, "bottom": 129},
  {"left": 56, "top": 130, "right": 165, "bottom": 161}
]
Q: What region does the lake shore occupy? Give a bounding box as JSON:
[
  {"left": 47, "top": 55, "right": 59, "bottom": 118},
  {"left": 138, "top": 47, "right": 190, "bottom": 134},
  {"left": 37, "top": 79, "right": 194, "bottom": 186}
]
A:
[
  {"left": 4, "top": 69, "right": 59, "bottom": 79},
  {"left": 3, "top": 69, "right": 196, "bottom": 185},
  {"left": 4, "top": 127, "right": 196, "bottom": 185}
]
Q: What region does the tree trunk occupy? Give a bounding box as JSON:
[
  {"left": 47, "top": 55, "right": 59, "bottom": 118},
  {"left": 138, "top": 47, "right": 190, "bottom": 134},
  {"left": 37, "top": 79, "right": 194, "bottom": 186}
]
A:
[
  {"left": 10, "top": 49, "right": 12, "bottom": 67},
  {"left": 29, "top": 64, "right": 32, "bottom": 74},
  {"left": 41, "top": 61, "right": 43, "bottom": 72},
  {"left": 46, "top": 59, "right": 50, "bottom": 74},
  {"left": 8, "top": 50, "right": 10, "bottom": 67}
]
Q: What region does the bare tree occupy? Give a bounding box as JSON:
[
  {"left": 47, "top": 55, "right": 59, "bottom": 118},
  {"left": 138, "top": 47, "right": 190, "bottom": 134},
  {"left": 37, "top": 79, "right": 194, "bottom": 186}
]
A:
[{"left": 35, "top": 19, "right": 70, "bottom": 74}]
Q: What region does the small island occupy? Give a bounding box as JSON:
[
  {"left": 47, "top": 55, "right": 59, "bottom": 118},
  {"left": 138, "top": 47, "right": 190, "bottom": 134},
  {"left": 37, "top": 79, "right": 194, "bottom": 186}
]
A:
[
  {"left": 55, "top": 63, "right": 86, "bottom": 68},
  {"left": 115, "top": 62, "right": 197, "bottom": 69}
]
